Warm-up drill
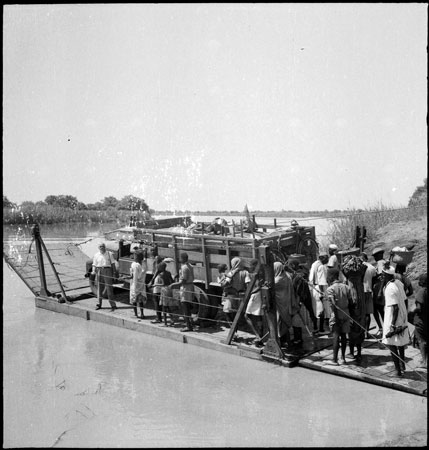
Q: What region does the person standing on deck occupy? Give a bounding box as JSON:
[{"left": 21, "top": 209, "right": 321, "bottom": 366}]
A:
[
  {"left": 413, "top": 273, "right": 427, "bottom": 369},
  {"left": 394, "top": 264, "right": 413, "bottom": 311},
  {"left": 361, "top": 252, "right": 377, "bottom": 338},
  {"left": 382, "top": 265, "right": 409, "bottom": 377},
  {"left": 171, "top": 252, "right": 195, "bottom": 332},
  {"left": 155, "top": 262, "right": 175, "bottom": 327},
  {"left": 148, "top": 255, "right": 164, "bottom": 323},
  {"left": 91, "top": 242, "right": 117, "bottom": 311},
  {"left": 326, "top": 268, "right": 353, "bottom": 366},
  {"left": 220, "top": 257, "right": 248, "bottom": 329},
  {"left": 342, "top": 254, "right": 367, "bottom": 363},
  {"left": 287, "top": 259, "right": 318, "bottom": 334},
  {"left": 244, "top": 259, "right": 264, "bottom": 347},
  {"left": 128, "top": 250, "right": 147, "bottom": 319},
  {"left": 327, "top": 244, "right": 339, "bottom": 270},
  {"left": 273, "top": 262, "right": 303, "bottom": 348},
  {"left": 371, "top": 247, "right": 386, "bottom": 338},
  {"left": 309, "top": 253, "right": 329, "bottom": 334}
]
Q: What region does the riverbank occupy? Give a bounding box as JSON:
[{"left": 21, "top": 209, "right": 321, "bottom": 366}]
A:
[
  {"left": 365, "top": 215, "right": 427, "bottom": 280},
  {"left": 378, "top": 431, "right": 427, "bottom": 447}
]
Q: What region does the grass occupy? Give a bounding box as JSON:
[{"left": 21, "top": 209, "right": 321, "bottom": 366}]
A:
[
  {"left": 2, "top": 205, "right": 132, "bottom": 225},
  {"left": 325, "top": 203, "right": 427, "bottom": 250}
]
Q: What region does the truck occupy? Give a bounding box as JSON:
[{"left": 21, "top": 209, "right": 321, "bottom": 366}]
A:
[{"left": 91, "top": 216, "right": 319, "bottom": 326}]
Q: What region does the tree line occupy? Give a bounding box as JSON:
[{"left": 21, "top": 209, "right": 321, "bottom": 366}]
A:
[
  {"left": 2, "top": 194, "right": 152, "bottom": 225},
  {"left": 3, "top": 194, "right": 151, "bottom": 212}
]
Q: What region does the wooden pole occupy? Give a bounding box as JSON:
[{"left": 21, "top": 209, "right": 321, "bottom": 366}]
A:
[
  {"left": 201, "top": 236, "right": 209, "bottom": 290},
  {"left": 31, "top": 224, "right": 49, "bottom": 297},
  {"left": 355, "top": 226, "right": 361, "bottom": 249},
  {"left": 224, "top": 245, "right": 284, "bottom": 359},
  {"left": 361, "top": 226, "right": 367, "bottom": 252},
  {"left": 225, "top": 264, "right": 259, "bottom": 345},
  {"left": 259, "top": 245, "right": 283, "bottom": 358},
  {"left": 38, "top": 233, "right": 70, "bottom": 303}
]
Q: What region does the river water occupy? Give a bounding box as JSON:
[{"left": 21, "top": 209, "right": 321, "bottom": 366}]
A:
[{"left": 3, "top": 221, "right": 427, "bottom": 447}]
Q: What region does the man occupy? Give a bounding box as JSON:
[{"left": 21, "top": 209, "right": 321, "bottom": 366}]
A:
[
  {"left": 171, "top": 252, "right": 195, "bottom": 332},
  {"left": 288, "top": 259, "right": 318, "bottom": 333},
  {"left": 91, "top": 242, "right": 117, "bottom": 311},
  {"left": 287, "top": 219, "right": 299, "bottom": 231},
  {"left": 371, "top": 247, "right": 386, "bottom": 338},
  {"left": 128, "top": 250, "right": 147, "bottom": 319},
  {"left": 342, "top": 254, "right": 367, "bottom": 363},
  {"left": 327, "top": 244, "right": 339, "bottom": 270},
  {"left": 413, "top": 273, "right": 427, "bottom": 369},
  {"left": 273, "top": 262, "right": 303, "bottom": 348},
  {"left": 394, "top": 264, "right": 413, "bottom": 311},
  {"left": 309, "top": 252, "right": 329, "bottom": 334},
  {"left": 244, "top": 259, "right": 264, "bottom": 346},
  {"left": 381, "top": 265, "right": 409, "bottom": 377},
  {"left": 326, "top": 268, "right": 353, "bottom": 365},
  {"left": 361, "top": 252, "right": 377, "bottom": 338}
]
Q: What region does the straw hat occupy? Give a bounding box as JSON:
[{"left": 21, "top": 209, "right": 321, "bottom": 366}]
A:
[
  {"left": 372, "top": 247, "right": 384, "bottom": 256},
  {"left": 382, "top": 266, "right": 395, "bottom": 275}
]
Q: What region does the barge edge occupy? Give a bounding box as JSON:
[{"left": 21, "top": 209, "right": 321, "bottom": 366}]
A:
[{"left": 35, "top": 296, "right": 427, "bottom": 397}]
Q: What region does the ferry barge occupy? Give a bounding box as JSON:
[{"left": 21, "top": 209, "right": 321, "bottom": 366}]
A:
[{"left": 3, "top": 217, "right": 426, "bottom": 397}]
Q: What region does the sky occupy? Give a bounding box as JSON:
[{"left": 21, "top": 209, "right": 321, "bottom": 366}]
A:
[{"left": 3, "top": 3, "right": 427, "bottom": 212}]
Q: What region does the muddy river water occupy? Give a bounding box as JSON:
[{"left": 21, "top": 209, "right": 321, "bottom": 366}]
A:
[{"left": 3, "top": 222, "right": 427, "bottom": 447}]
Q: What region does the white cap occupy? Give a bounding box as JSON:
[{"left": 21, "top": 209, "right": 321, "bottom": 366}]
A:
[{"left": 329, "top": 244, "right": 338, "bottom": 250}]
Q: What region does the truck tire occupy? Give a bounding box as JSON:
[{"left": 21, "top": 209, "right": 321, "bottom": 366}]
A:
[{"left": 193, "top": 283, "right": 219, "bottom": 325}]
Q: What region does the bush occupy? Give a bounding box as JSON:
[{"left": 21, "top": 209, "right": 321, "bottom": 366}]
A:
[{"left": 326, "top": 202, "right": 427, "bottom": 249}]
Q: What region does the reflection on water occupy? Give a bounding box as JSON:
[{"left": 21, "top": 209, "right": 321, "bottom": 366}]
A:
[
  {"left": 3, "top": 225, "right": 427, "bottom": 447},
  {"left": 3, "top": 222, "right": 113, "bottom": 241}
]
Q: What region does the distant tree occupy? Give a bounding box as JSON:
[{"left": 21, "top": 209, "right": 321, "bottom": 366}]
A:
[
  {"left": 117, "top": 195, "right": 149, "bottom": 212},
  {"left": 77, "top": 201, "right": 87, "bottom": 210},
  {"left": 45, "top": 195, "right": 58, "bottom": 206},
  {"left": 20, "top": 201, "right": 36, "bottom": 208},
  {"left": 45, "top": 195, "right": 78, "bottom": 209},
  {"left": 102, "top": 196, "right": 119, "bottom": 209},
  {"left": 3, "top": 196, "right": 16, "bottom": 208},
  {"left": 57, "top": 195, "right": 78, "bottom": 209}
]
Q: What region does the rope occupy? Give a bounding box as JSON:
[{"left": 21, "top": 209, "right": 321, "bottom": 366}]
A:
[
  {"left": 308, "top": 281, "right": 426, "bottom": 381},
  {"left": 72, "top": 287, "right": 233, "bottom": 326}
]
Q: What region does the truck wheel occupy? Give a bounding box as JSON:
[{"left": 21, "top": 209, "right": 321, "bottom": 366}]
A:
[{"left": 193, "top": 284, "right": 219, "bottom": 326}]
